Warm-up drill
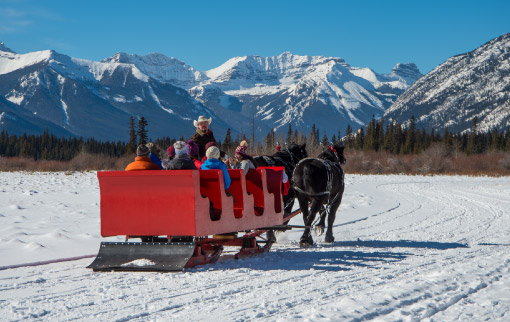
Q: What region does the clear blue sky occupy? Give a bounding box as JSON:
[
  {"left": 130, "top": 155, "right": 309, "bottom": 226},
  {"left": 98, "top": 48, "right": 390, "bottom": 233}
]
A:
[{"left": 1, "top": 0, "right": 509, "bottom": 74}]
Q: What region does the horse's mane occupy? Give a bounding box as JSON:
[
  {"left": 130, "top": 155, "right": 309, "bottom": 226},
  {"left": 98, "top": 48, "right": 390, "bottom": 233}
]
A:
[{"left": 318, "top": 149, "right": 337, "bottom": 163}]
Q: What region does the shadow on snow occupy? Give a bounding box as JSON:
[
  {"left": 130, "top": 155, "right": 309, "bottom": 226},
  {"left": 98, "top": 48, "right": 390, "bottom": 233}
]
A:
[
  {"left": 193, "top": 239, "right": 467, "bottom": 272},
  {"left": 331, "top": 239, "right": 469, "bottom": 250}
]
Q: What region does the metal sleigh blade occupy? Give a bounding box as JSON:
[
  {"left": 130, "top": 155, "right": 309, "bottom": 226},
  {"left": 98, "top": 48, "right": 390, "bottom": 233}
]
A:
[{"left": 87, "top": 242, "right": 195, "bottom": 272}]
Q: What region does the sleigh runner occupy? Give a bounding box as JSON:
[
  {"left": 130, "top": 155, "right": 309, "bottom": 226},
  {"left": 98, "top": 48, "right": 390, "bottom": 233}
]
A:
[{"left": 88, "top": 167, "right": 298, "bottom": 272}]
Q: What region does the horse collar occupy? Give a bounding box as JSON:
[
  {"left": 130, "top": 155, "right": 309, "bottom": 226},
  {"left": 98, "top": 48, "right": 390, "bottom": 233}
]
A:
[{"left": 285, "top": 149, "right": 297, "bottom": 166}]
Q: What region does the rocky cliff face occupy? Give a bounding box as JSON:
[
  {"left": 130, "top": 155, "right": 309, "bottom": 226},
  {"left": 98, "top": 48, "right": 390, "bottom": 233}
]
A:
[{"left": 385, "top": 34, "right": 510, "bottom": 133}]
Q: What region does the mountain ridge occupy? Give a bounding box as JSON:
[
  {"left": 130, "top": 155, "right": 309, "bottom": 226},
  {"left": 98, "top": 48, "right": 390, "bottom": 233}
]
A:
[
  {"left": 0, "top": 43, "right": 422, "bottom": 141},
  {"left": 385, "top": 33, "right": 510, "bottom": 134}
]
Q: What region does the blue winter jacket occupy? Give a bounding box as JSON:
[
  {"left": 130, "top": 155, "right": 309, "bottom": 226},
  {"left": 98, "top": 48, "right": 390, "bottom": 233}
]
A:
[
  {"left": 149, "top": 153, "right": 162, "bottom": 169},
  {"left": 200, "top": 158, "right": 231, "bottom": 190}
]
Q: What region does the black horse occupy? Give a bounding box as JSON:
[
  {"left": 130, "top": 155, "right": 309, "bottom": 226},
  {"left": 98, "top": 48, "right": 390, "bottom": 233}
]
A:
[
  {"left": 252, "top": 143, "right": 308, "bottom": 220},
  {"left": 292, "top": 143, "right": 346, "bottom": 247}
]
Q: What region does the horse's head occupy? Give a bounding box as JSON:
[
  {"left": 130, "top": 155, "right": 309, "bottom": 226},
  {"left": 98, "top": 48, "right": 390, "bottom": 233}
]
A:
[
  {"left": 288, "top": 143, "right": 308, "bottom": 160},
  {"left": 329, "top": 143, "right": 346, "bottom": 165}
]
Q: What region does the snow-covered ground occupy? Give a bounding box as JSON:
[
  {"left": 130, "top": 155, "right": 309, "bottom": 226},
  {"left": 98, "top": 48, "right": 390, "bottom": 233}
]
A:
[{"left": 1, "top": 172, "right": 509, "bottom": 321}]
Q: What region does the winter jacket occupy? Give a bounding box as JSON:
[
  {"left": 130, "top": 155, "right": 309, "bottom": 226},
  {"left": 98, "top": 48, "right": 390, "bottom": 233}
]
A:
[
  {"left": 193, "top": 158, "right": 203, "bottom": 170},
  {"left": 165, "top": 154, "right": 197, "bottom": 170},
  {"left": 149, "top": 153, "right": 162, "bottom": 169},
  {"left": 190, "top": 129, "right": 216, "bottom": 160},
  {"left": 125, "top": 156, "right": 161, "bottom": 171},
  {"left": 200, "top": 158, "right": 231, "bottom": 190},
  {"left": 236, "top": 159, "right": 256, "bottom": 174}
]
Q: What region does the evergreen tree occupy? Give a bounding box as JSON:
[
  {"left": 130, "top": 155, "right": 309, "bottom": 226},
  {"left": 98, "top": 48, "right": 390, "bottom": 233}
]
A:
[
  {"left": 355, "top": 127, "right": 364, "bottom": 149},
  {"left": 127, "top": 116, "right": 137, "bottom": 155},
  {"left": 286, "top": 123, "right": 293, "bottom": 144},
  {"left": 265, "top": 128, "right": 275, "bottom": 153},
  {"left": 505, "top": 128, "right": 510, "bottom": 151},
  {"left": 376, "top": 116, "right": 384, "bottom": 151},
  {"left": 345, "top": 124, "right": 353, "bottom": 148},
  {"left": 222, "top": 128, "right": 232, "bottom": 152},
  {"left": 321, "top": 132, "right": 329, "bottom": 148},
  {"left": 307, "top": 124, "right": 318, "bottom": 149},
  {"left": 467, "top": 117, "right": 484, "bottom": 154},
  {"left": 137, "top": 117, "right": 148, "bottom": 145},
  {"left": 364, "top": 115, "right": 376, "bottom": 151},
  {"left": 404, "top": 116, "right": 416, "bottom": 154}
]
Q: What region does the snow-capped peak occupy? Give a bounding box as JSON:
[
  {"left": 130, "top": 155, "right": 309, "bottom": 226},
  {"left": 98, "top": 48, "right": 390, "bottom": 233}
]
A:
[
  {"left": 0, "top": 49, "right": 53, "bottom": 75},
  {"left": 205, "top": 52, "right": 347, "bottom": 82},
  {"left": 102, "top": 52, "right": 204, "bottom": 87},
  {"left": 391, "top": 63, "right": 422, "bottom": 79},
  {"left": 0, "top": 41, "right": 15, "bottom": 53}
]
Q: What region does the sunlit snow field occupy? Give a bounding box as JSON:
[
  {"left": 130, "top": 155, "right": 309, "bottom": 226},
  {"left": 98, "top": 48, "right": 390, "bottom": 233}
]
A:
[{"left": 1, "top": 171, "right": 509, "bottom": 321}]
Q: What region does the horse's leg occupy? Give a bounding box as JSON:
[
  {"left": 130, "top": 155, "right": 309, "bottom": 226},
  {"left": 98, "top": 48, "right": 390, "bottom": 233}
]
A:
[
  {"left": 283, "top": 191, "right": 295, "bottom": 225},
  {"left": 300, "top": 198, "right": 323, "bottom": 247},
  {"left": 298, "top": 195, "right": 309, "bottom": 233},
  {"left": 315, "top": 205, "right": 327, "bottom": 236},
  {"left": 297, "top": 196, "right": 312, "bottom": 247},
  {"left": 325, "top": 193, "right": 343, "bottom": 243}
]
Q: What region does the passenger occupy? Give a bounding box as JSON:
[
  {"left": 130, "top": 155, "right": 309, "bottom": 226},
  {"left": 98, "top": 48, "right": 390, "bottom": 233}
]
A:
[
  {"left": 200, "top": 146, "right": 231, "bottom": 190},
  {"left": 201, "top": 141, "right": 217, "bottom": 162},
  {"left": 167, "top": 145, "right": 176, "bottom": 160},
  {"left": 125, "top": 144, "right": 161, "bottom": 171},
  {"left": 187, "top": 140, "right": 202, "bottom": 169},
  {"left": 161, "top": 145, "right": 175, "bottom": 170},
  {"left": 165, "top": 141, "right": 197, "bottom": 170},
  {"left": 190, "top": 115, "right": 216, "bottom": 160},
  {"left": 234, "top": 141, "right": 256, "bottom": 174},
  {"left": 220, "top": 151, "right": 232, "bottom": 168},
  {"left": 234, "top": 140, "right": 290, "bottom": 195},
  {"left": 146, "top": 142, "right": 162, "bottom": 169}
]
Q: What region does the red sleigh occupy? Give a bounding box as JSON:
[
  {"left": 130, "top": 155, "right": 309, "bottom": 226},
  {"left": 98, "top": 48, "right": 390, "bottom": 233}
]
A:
[{"left": 88, "top": 167, "right": 298, "bottom": 271}]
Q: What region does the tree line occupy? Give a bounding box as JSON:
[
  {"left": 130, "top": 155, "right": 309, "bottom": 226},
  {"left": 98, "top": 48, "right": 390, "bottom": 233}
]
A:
[{"left": 1, "top": 115, "right": 510, "bottom": 162}]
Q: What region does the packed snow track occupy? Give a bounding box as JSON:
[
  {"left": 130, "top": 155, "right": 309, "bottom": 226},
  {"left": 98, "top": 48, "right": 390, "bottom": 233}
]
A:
[{"left": 1, "top": 172, "right": 509, "bottom": 321}]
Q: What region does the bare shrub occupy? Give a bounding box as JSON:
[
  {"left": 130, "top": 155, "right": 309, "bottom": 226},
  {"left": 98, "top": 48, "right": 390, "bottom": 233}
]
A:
[
  {"left": 416, "top": 143, "right": 451, "bottom": 173},
  {"left": 1, "top": 150, "right": 509, "bottom": 175},
  {"left": 370, "top": 161, "right": 384, "bottom": 174},
  {"left": 498, "top": 153, "right": 510, "bottom": 170},
  {"left": 387, "top": 157, "right": 409, "bottom": 174}
]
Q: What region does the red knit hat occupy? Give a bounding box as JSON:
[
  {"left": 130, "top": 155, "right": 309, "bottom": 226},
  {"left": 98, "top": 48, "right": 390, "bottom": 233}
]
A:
[
  {"left": 187, "top": 140, "right": 199, "bottom": 157},
  {"left": 167, "top": 146, "right": 175, "bottom": 158},
  {"left": 205, "top": 141, "right": 217, "bottom": 151}
]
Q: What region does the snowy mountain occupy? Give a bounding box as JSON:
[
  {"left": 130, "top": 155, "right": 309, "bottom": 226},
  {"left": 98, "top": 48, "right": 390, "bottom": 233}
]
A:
[
  {"left": 385, "top": 33, "right": 510, "bottom": 133},
  {"left": 1, "top": 42, "right": 421, "bottom": 141},
  {"left": 122, "top": 51, "right": 422, "bottom": 137},
  {"left": 0, "top": 46, "right": 225, "bottom": 141}
]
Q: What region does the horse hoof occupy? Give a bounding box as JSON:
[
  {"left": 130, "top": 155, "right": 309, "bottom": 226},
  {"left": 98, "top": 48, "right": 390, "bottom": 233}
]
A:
[
  {"left": 299, "top": 237, "right": 314, "bottom": 248},
  {"left": 299, "top": 241, "right": 312, "bottom": 248},
  {"left": 324, "top": 235, "right": 335, "bottom": 243},
  {"left": 315, "top": 225, "right": 325, "bottom": 236},
  {"left": 266, "top": 230, "right": 277, "bottom": 242}
]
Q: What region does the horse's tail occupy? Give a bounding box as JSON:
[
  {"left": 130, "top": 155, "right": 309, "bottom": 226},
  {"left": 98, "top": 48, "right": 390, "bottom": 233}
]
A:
[
  {"left": 292, "top": 159, "right": 330, "bottom": 197},
  {"left": 292, "top": 159, "right": 314, "bottom": 195}
]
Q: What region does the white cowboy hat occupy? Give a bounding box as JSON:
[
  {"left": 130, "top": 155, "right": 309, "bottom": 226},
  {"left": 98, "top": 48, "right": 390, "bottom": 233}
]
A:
[{"left": 193, "top": 115, "right": 212, "bottom": 128}]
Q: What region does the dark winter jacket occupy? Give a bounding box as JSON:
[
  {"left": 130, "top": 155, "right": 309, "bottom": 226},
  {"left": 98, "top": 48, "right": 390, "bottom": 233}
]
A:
[
  {"left": 165, "top": 154, "right": 197, "bottom": 170},
  {"left": 190, "top": 129, "right": 216, "bottom": 160},
  {"left": 200, "top": 158, "right": 231, "bottom": 190}
]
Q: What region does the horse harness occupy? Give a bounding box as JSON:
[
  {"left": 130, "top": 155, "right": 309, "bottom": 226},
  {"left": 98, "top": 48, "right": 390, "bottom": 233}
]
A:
[{"left": 293, "top": 157, "right": 344, "bottom": 205}]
